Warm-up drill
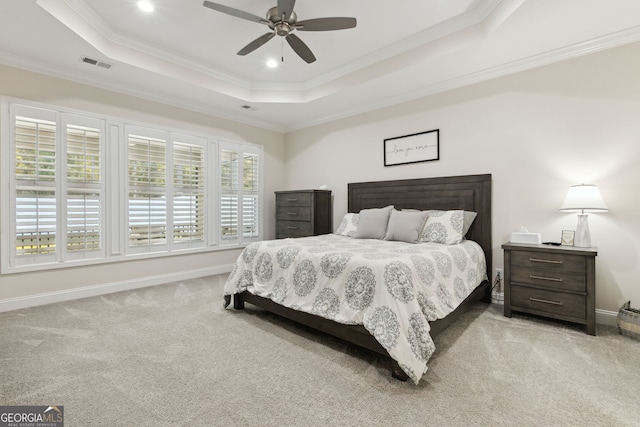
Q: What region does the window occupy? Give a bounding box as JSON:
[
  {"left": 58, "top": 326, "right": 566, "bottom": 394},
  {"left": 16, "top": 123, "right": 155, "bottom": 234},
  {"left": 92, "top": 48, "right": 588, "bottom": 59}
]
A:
[
  {"left": 8, "top": 104, "right": 106, "bottom": 267},
  {"left": 14, "top": 112, "right": 58, "bottom": 261},
  {"left": 173, "top": 138, "right": 205, "bottom": 245},
  {"left": 65, "top": 120, "right": 103, "bottom": 257},
  {"left": 127, "top": 129, "right": 168, "bottom": 251},
  {"left": 2, "top": 98, "right": 263, "bottom": 273},
  {"left": 219, "top": 143, "right": 261, "bottom": 245}
]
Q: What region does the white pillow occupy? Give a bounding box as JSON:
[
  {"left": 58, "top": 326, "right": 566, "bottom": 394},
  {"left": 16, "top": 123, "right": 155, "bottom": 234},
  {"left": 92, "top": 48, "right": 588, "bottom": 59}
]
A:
[
  {"left": 420, "top": 209, "right": 465, "bottom": 244},
  {"left": 355, "top": 205, "right": 394, "bottom": 239},
  {"left": 384, "top": 209, "right": 429, "bottom": 243},
  {"left": 335, "top": 213, "right": 359, "bottom": 237}
]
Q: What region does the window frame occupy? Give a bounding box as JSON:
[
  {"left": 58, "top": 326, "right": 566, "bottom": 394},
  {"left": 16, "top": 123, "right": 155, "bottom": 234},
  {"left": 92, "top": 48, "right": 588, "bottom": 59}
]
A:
[{"left": 1, "top": 97, "right": 264, "bottom": 274}]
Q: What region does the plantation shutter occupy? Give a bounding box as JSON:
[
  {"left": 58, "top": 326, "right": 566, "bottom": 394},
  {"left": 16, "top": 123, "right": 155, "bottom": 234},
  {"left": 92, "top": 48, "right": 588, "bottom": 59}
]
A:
[
  {"left": 66, "top": 122, "right": 102, "bottom": 254},
  {"left": 173, "top": 140, "right": 205, "bottom": 244},
  {"left": 242, "top": 152, "right": 260, "bottom": 238},
  {"left": 219, "top": 143, "right": 261, "bottom": 244},
  {"left": 219, "top": 148, "right": 238, "bottom": 241},
  {"left": 127, "top": 131, "right": 167, "bottom": 249},
  {"left": 14, "top": 114, "right": 57, "bottom": 259}
]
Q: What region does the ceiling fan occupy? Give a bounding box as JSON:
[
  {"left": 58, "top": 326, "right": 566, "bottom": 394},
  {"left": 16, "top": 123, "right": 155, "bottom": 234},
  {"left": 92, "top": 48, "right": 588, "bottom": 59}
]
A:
[{"left": 202, "top": 0, "right": 357, "bottom": 64}]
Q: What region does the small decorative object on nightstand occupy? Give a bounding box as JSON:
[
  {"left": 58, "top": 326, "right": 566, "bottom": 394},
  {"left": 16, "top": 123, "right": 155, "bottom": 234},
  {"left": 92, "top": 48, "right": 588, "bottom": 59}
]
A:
[
  {"left": 275, "top": 190, "right": 332, "bottom": 239},
  {"left": 502, "top": 242, "right": 597, "bottom": 335}
]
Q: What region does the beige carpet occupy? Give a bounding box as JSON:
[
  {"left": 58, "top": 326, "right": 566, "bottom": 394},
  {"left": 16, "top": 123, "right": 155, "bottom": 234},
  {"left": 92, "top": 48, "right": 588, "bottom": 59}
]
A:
[{"left": 1, "top": 275, "right": 639, "bottom": 426}]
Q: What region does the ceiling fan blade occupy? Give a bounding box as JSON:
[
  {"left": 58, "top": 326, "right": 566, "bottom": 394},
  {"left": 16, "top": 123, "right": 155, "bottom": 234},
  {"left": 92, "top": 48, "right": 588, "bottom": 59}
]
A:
[
  {"left": 203, "top": 1, "right": 265, "bottom": 24},
  {"left": 277, "top": 0, "right": 296, "bottom": 20},
  {"left": 285, "top": 33, "right": 316, "bottom": 64},
  {"left": 237, "top": 33, "right": 276, "bottom": 56},
  {"left": 296, "top": 17, "right": 357, "bottom": 31}
]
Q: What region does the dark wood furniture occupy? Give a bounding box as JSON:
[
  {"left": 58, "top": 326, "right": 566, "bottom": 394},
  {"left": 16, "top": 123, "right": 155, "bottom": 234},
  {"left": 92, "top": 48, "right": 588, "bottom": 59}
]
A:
[
  {"left": 275, "top": 190, "right": 332, "bottom": 239},
  {"left": 232, "top": 174, "right": 492, "bottom": 380},
  {"left": 502, "top": 243, "right": 597, "bottom": 335}
]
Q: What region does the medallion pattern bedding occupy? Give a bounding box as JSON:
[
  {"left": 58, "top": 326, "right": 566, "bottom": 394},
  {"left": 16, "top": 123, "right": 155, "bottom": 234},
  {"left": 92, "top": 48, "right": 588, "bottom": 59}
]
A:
[{"left": 224, "top": 233, "right": 487, "bottom": 383}]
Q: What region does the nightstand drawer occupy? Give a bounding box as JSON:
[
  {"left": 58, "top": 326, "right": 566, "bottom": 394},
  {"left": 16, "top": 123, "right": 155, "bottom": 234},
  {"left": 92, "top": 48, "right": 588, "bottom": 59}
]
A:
[
  {"left": 512, "top": 250, "right": 585, "bottom": 273},
  {"left": 511, "top": 286, "right": 586, "bottom": 320},
  {"left": 276, "top": 192, "right": 312, "bottom": 207},
  {"left": 276, "top": 220, "right": 313, "bottom": 237},
  {"left": 276, "top": 206, "right": 312, "bottom": 221},
  {"left": 511, "top": 268, "right": 586, "bottom": 292}
]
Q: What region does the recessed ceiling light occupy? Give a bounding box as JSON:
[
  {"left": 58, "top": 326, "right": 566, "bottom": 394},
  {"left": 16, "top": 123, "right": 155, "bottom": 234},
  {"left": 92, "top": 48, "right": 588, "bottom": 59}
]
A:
[
  {"left": 137, "top": 1, "right": 154, "bottom": 12},
  {"left": 266, "top": 59, "right": 278, "bottom": 68}
]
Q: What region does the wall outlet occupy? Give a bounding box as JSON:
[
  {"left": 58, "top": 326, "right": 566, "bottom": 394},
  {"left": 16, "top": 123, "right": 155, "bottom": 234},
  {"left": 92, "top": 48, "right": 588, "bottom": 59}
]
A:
[{"left": 495, "top": 267, "right": 503, "bottom": 281}]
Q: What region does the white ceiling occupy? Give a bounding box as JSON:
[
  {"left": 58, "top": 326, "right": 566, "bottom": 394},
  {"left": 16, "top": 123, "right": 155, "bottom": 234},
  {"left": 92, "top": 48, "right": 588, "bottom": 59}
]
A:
[{"left": 2, "top": 0, "right": 640, "bottom": 132}]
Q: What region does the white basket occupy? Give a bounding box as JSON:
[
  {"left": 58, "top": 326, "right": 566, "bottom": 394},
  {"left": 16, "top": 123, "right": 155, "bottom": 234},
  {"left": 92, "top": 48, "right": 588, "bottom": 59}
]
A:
[{"left": 491, "top": 291, "right": 504, "bottom": 305}]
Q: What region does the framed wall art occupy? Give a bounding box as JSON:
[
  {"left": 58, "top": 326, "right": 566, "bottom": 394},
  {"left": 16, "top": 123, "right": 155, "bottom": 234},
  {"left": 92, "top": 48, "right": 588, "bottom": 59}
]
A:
[{"left": 384, "top": 129, "right": 439, "bottom": 167}]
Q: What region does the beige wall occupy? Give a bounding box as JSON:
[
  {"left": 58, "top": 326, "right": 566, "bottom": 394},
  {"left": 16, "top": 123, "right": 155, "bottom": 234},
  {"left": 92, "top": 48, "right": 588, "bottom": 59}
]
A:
[
  {"left": 3, "top": 40, "right": 640, "bottom": 316},
  {"left": 284, "top": 42, "right": 640, "bottom": 314},
  {"left": 0, "top": 65, "right": 286, "bottom": 305}
]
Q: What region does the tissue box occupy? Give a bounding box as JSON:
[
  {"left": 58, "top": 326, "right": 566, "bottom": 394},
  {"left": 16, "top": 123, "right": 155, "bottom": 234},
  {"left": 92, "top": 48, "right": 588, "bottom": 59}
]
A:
[{"left": 510, "top": 232, "right": 542, "bottom": 244}]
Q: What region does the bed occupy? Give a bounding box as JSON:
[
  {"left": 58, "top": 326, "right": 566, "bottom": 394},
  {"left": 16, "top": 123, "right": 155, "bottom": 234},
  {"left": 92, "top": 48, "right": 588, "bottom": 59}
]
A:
[{"left": 223, "top": 174, "right": 492, "bottom": 383}]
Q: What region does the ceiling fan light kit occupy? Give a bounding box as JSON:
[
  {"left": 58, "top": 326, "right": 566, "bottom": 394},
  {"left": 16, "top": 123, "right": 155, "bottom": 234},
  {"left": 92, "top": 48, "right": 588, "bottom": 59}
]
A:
[{"left": 203, "top": 0, "right": 357, "bottom": 63}]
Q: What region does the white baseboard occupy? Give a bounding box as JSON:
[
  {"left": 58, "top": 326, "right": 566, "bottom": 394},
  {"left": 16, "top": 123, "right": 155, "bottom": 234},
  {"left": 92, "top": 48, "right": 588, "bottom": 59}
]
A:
[
  {"left": 0, "top": 264, "right": 233, "bottom": 313},
  {"left": 596, "top": 308, "right": 619, "bottom": 327}
]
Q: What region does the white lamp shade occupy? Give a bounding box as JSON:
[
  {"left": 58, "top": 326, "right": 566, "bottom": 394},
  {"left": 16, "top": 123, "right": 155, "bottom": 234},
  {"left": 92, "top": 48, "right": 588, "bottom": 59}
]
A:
[{"left": 559, "top": 184, "right": 608, "bottom": 212}]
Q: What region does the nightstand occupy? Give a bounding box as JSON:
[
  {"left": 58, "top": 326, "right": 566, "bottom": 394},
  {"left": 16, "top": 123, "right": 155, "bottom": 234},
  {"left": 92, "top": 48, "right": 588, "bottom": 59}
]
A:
[
  {"left": 502, "top": 243, "right": 597, "bottom": 335},
  {"left": 275, "top": 190, "right": 332, "bottom": 239}
]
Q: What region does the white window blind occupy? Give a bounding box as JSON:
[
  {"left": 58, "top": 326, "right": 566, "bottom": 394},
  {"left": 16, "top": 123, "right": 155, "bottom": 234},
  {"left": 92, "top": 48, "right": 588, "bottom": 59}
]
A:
[
  {"left": 127, "top": 132, "right": 167, "bottom": 249},
  {"left": 173, "top": 140, "right": 205, "bottom": 244},
  {"left": 219, "top": 144, "right": 261, "bottom": 244},
  {"left": 14, "top": 115, "right": 57, "bottom": 258},
  {"left": 66, "top": 123, "right": 102, "bottom": 254},
  {"left": 242, "top": 152, "right": 260, "bottom": 239},
  {"left": 220, "top": 149, "right": 239, "bottom": 240}
]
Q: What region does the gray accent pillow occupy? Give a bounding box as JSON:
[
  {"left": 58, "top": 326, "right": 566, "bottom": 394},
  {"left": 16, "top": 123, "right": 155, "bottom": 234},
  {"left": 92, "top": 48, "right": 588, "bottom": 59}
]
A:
[
  {"left": 384, "top": 209, "right": 429, "bottom": 243},
  {"left": 355, "top": 205, "right": 394, "bottom": 239}
]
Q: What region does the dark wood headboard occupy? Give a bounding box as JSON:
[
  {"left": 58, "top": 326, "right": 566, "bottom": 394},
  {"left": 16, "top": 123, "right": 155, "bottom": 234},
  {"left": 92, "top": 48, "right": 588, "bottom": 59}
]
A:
[{"left": 348, "top": 174, "right": 492, "bottom": 276}]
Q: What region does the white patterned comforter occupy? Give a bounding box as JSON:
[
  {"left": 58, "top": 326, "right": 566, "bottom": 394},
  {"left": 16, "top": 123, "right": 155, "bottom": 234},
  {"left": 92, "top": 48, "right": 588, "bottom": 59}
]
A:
[{"left": 224, "top": 233, "right": 487, "bottom": 383}]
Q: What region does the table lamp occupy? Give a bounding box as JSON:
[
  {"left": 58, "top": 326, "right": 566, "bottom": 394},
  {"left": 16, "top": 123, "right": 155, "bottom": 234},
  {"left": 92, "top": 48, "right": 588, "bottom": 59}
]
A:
[{"left": 559, "top": 184, "right": 608, "bottom": 247}]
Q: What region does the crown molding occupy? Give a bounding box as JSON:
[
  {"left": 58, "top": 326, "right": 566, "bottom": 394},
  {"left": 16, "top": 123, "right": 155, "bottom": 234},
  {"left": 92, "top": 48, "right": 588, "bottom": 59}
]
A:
[
  {"left": 3, "top": 20, "right": 640, "bottom": 133},
  {"left": 285, "top": 24, "right": 640, "bottom": 131},
  {"left": 36, "top": 0, "right": 517, "bottom": 102}
]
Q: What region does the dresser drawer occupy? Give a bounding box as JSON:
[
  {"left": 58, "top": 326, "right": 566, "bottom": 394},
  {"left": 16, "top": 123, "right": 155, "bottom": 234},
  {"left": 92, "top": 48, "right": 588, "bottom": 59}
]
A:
[
  {"left": 512, "top": 250, "right": 586, "bottom": 273},
  {"left": 276, "top": 192, "right": 312, "bottom": 207},
  {"left": 276, "top": 221, "right": 313, "bottom": 238},
  {"left": 511, "top": 286, "right": 586, "bottom": 320},
  {"left": 276, "top": 206, "right": 312, "bottom": 221},
  {"left": 511, "top": 268, "right": 586, "bottom": 292}
]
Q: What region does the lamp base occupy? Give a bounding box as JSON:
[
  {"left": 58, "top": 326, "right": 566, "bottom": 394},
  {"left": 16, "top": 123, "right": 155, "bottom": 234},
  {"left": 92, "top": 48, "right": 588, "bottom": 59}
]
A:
[{"left": 574, "top": 214, "right": 591, "bottom": 247}]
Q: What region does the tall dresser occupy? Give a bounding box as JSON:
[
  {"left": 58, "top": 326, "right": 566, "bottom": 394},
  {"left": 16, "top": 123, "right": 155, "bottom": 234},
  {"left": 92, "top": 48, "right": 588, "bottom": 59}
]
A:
[{"left": 275, "top": 190, "right": 332, "bottom": 239}]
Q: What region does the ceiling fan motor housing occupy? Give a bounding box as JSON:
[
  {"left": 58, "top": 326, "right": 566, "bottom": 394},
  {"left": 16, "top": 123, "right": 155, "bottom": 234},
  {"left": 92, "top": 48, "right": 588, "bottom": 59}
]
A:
[{"left": 268, "top": 6, "right": 296, "bottom": 36}]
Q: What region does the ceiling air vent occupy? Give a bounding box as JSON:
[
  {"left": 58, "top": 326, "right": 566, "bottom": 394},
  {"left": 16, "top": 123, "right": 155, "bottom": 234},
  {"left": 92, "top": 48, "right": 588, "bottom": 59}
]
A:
[{"left": 82, "top": 56, "right": 112, "bottom": 69}]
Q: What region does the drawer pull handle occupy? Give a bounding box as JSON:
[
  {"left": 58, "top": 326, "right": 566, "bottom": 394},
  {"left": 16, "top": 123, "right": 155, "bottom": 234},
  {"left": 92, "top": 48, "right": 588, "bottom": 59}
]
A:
[
  {"left": 530, "top": 257, "right": 564, "bottom": 265},
  {"left": 287, "top": 212, "right": 298, "bottom": 216},
  {"left": 530, "top": 274, "right": 563, "bottom": 282},
  {"left": 530, "top": 297, "right": 563, "bottom": 306},
  {"left": 287, "top": 226, "right": 299, "bottom": 230},
  {"left": 287, "top": 198, "right": 298, "bottom": 202}
]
